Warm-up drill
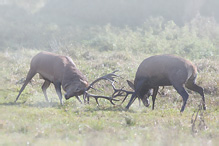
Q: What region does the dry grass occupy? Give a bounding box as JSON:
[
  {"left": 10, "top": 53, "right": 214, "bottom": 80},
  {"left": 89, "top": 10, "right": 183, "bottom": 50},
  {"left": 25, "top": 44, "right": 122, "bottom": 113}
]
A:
[{"left": 0, "top": 49, "right": 218, "bottom": 145}]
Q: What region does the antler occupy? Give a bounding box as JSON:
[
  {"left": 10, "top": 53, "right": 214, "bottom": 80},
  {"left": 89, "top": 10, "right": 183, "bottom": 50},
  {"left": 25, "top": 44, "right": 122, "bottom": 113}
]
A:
[
  {"left": 83, "top": 91, "right": 120, "bottom": 105},
  {"left": 111, "top": 82, "right": 135, "bottom": 105},
  {"left": 84, "top": 70, "right": 121, "bottom": 105},
  {"left": 86, "top": 70, "right": 119, "bottom": 91}
]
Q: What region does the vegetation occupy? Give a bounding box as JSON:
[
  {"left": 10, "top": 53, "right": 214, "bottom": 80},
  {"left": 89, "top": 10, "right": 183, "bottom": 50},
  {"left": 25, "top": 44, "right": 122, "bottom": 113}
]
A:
[
  {"left": 0, "top": 47, "right": 218, "bottom": 145},
  {"left": 1, "top": 16, "right": 218, "bottom": 59},
  {"left": 0, "top": 1, "right": 219, "bottom": 145}
]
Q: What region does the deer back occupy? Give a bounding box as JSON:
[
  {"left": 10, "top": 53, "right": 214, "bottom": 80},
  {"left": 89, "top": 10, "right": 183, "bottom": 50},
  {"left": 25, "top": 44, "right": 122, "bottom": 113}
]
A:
[{"left": 134, "top": 54, "right": 197, "bottom": 88}]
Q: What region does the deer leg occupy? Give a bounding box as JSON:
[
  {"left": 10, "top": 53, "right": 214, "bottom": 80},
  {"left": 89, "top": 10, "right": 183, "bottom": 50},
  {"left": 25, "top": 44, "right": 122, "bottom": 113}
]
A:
[
  {"left": 75, "top": 96, "right": 82, "bottom": 104},
  {"left": 41, "top": 80, "right": 51, "bottom": 102},
  {"left": 138, "top": 97, "right": 141, "bottom": 107},
  {"left": 125, "top": 92, "right": 137, "bottom": 109},
  {"left": 15, "top": 69, "right": 36, "bottom": 102},
  {"left": 152, "top": 87, "right": 159, "bottom": 110},
  {"left": 185, "top": 82, "right": 206, "bottom": 110},
  {"left": 53, "top": 82, "right": 63, "bottom": 105},
  {"left": 83, "top": 94, "right": 87, "bottom": 104},
  {"left": 83, "top": 93, "right": 89, "bottom": 104},
  {"left": 173, "top": 84, "right": 189, "bottom": 112}
]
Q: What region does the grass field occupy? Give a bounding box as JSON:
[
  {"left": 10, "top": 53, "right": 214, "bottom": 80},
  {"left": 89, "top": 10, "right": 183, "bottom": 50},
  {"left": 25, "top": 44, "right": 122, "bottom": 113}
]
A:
[{"left": 0, "top": 49, "right": 218, "bottom": 145}]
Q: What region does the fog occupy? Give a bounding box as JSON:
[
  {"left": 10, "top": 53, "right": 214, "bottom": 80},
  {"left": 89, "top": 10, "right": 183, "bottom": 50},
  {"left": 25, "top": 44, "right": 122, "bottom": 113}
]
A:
[
  {"left": 0, "top": 2, "right": 218, "bottom": 144},
  {"left": 0, "top": 0, "right": 218, "bottom": 49}
]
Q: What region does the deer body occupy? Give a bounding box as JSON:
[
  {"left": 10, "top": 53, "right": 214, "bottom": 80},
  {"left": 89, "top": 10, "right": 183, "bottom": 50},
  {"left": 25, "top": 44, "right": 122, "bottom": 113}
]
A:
[
  {"left": 126, "top": 54, "right": 206, "bottom": 112},
  {"left": 15, "top": 51, "right": 88, "bottom": 105}
]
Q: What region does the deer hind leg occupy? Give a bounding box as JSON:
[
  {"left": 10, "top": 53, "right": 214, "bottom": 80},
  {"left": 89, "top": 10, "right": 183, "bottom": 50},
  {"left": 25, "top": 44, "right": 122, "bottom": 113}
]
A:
[
  {"left": 171, "top": 82, "right": 189, "bottom": 112},
  {"left": 185, "top": 80, "right": 206, "bottom": 110},
  {"left": 53, "top": 82, "right": 63, "bottom": 105},
  {"left": 15, "top": 69, "right": 36, "bottom": 102},
  {"left": 42, "top": 80, "right": 51, "bottom": 102}
]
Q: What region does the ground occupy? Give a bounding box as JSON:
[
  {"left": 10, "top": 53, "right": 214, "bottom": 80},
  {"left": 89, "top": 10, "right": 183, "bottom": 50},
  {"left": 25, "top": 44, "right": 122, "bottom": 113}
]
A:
[{"left": 0, "top": 49, "right": 218, "bottom": 145}]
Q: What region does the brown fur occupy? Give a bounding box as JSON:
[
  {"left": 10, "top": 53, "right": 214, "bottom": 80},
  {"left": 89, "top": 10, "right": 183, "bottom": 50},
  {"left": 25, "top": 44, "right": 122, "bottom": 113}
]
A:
[
  {"left": 15, "top": 51, "right": 88, "bottom": 105},
  {"left": 126, "top": 54, "right": 206, "bottom": 112}
]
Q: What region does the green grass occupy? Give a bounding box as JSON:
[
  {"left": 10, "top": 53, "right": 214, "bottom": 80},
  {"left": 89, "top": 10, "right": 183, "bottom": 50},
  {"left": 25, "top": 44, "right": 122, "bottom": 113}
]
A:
[{"left": 0, "top": 49, "right": 218, "bottom": 145}]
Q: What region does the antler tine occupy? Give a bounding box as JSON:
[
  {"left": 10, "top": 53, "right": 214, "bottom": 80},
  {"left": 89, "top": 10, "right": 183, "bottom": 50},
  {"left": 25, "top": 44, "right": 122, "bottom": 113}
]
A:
[
  {"left": 110, "top": 81, "right": 135, "bottom": 104},
  {"left": 84, "top": 91, "right": 120, "bottom": 106},
  {"left": 86, "top": 70, "right": 120, "bottom": 91},
  {"left": 119, "top": 91, "right": 135, "bottom": 104},
  {"left": 84, "top": 70, "right": 134, "bottom": 106},
  {"left": 110, "top": 81, "right": 125, "bottom": 97}
]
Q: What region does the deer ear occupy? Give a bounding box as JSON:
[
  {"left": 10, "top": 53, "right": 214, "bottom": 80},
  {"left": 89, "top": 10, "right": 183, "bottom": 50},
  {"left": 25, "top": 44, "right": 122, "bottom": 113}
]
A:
[{"left": 127, "top": 80, "right": 135, "bottom": 90}]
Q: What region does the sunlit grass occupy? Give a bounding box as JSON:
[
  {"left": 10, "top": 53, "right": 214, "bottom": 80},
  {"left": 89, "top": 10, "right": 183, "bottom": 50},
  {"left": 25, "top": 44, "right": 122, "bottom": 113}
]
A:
[{"left": 0, "top": 49, "right": 218, "bottom": 145}]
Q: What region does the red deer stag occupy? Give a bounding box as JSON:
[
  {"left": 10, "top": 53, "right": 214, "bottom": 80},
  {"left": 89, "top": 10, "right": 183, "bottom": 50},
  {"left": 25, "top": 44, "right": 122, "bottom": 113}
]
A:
[
  {"left": 15, "top": 51, "right": 119, "bottom": 105},
  {"left": 122, "top": 54, "right": 206, "bottom": 112}
]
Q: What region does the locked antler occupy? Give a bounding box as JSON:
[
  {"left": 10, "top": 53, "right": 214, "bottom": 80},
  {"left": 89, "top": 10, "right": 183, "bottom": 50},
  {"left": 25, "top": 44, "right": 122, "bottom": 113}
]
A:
[
  {"left": 111, "top": 82, "right": 135, "bottom": 105},
  {"left": 83, "top": 91, "right": 120, "bottom": 105},
  {"left": 84, "top": 70, "right": 121, "bottom": 105}
]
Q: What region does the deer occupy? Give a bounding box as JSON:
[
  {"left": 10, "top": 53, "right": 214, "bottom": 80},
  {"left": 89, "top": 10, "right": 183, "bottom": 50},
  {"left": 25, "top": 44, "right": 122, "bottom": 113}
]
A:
[
  {"left": 117, "top": 54, "right": 206, "bottom": 112},
  {"left": 15, "top": 51, "right": 120, "bottom": 105}
]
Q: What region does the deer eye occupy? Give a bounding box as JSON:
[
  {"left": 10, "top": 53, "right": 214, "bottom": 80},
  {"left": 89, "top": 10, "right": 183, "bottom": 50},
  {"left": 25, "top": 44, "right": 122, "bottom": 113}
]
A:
[
  {"left": 63, "top": 83, "right": 70, "bottom": 91},
  {"left": 75, "top": 87, "right": 81, "bottom": 92}
]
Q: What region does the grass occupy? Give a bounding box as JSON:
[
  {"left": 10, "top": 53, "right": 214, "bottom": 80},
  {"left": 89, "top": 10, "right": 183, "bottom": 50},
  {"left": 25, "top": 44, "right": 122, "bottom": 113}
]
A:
[{"left": 0, "top": 49, "right": 218, "bottom": 145}]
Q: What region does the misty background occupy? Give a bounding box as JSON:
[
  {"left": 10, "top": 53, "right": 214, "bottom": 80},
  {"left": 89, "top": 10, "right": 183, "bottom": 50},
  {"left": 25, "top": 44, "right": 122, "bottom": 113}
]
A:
[{"left": 0, "top": 0, "right": 219, "bottom": 57}]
